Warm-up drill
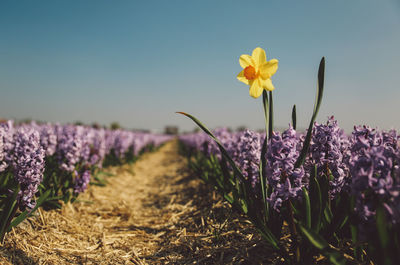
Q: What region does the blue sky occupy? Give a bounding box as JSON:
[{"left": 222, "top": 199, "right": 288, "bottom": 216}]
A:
[{"left": 0, "top": 0, "right": 399, "bottom": 133}]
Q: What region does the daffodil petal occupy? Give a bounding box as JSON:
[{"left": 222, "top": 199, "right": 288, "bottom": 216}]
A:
[
  {"left": 239, "top": 54, "right": 254, "bottom": 68},
  {"left": 251, "top": 47, "right": 267, "bottom": 68},
  {"left": 237, "top": 70, "right": 249, "bottom": 85},
  {"left": 249, "top": 79, "right": 263, "bottom": 98},
  {"left": 262, "top": 78, "right": 275, "bottom": 92},
  {"left": 260, "top": 59, "right": 278, "bottom": 79}
]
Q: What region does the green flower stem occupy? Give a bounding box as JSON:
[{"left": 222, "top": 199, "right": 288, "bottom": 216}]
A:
[
  {"left": 268, "top": 91, "right": 274, "bottom": 139},
  {"left": 262, "top": 90, "right": 269, "bottom": 140}
]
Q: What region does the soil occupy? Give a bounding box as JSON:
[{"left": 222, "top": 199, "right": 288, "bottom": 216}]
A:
[{"left": 0, "top": 140, "right": 278, "bottom": 265}]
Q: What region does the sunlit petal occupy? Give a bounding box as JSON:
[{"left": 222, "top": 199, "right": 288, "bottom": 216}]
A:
[
  {"left": 263, "top": 78, "right": 275, "bottom": 91},
  {"left": 239, "top": 54, "right": 254, "bottom": 68},
  {"left": 249, "top": 79, "right": 264, "bottom": 98},
  {"left": 260, "top": 59, "right": 278, "bottom": 79},
  {"left": 237, "top": 70, "right": 249, "bottom": 85},
  {"left": 251, "top": 47, "right": 267, "bottom": 68}
]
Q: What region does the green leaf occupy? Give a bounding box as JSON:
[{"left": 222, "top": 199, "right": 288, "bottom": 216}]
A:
[
  {"left": 318, "top": 175, "right": 330, "bottom": 226},
  {"left": 9, "top": 190, "right": 51, "bottom": 230},
  {"left": 324, "top": 207, "right": 333, "bottom": 224},
  {"left": 294, "top": 57, "right": 325, "bottom": 168},
  {"left": 302, "top": 187, "right": 311, "bottom": 229},
  {"left": 292, "top": 104, "right": 297, "bottom": 130},
  {"left": 309, "top": 170, "right": 323, "bottom": 232},
  {"left": 299, "top": 224, "right": 346, "bottom": 265},
  {"left": 376, "top": 205, "right": 389, "bottom": 249},
  {"left": 255, "top": 225, "right": 280, "bottom": 250},
  {"left": 176, "top": 112, "right": 247, "bottom": 185},
  {"left": 329, "top": 193, "right": 351, "bottom": 232},
  {"left": 325, "top": 249, "right": 347, "bottom": 265},
  {"left": 299, "top": 223, "right": 328, "bottom": 250},
  {"left": 0, "top": 187, "right": 19, "bottom": 240}
]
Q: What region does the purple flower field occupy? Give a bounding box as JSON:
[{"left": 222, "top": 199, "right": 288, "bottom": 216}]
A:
[
  {"left": 0, "top": 120, "right": 171, "bottom": 241},
  {"left": 179, "top": 116, "right": 400, "bottom": 264}
]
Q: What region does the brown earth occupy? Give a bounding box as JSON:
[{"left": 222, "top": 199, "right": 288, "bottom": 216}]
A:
[{"left": 0, "top": 140, "right": 276, "bottom": 265}]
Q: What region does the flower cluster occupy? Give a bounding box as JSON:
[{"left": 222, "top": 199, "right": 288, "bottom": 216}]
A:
[
  {"left": 56, "top": 125, "right": 86, "bottom": 172},
  {"left": 11, "top": 126, "right": 45, "bottom": 209},
  {"left": 86, "top": 128, "right": 107, "bottom": 167},
  {"left": 31, "top": 122, "right": 58, "bottom": 156},
  {"left": 307, "top": 117, "right": 350, "bottom": 197},
  {"left": 349, "top": 126, "right": 400, "bottom": 224},
  {"left": 0, "top": 121, "right": 14, "bottom": 172},
  {"left": 234, "top": 129, "right": 261, "bottom": 188},
  {"left": 73, "top": 169, "right": 91, "bottom": 194},
  {"left": 265, "top": 126, "right": 305, "bottom": 211}
]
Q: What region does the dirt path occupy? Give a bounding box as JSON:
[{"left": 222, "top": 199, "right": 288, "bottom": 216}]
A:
[{"left": 0, "top": 140, "right": 272, "bottom": 265}]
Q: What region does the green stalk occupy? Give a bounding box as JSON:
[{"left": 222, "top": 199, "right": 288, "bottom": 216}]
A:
[
  {"left": 262, "top": 90, "right": 269, "bottom": 140},
  {"left": 260, "top": 91, "right": 269, "bottom": 224},
  {"left": 268, "top": 91, "right": 274, "bottom": 139}
]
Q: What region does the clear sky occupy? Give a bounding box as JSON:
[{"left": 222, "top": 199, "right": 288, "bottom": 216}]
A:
[{"left": 0, "top": 0, "right": 399, "bottom": 133}]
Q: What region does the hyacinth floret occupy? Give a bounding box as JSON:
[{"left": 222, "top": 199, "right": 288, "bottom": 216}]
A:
[
  {"left": 131, "top": 132, "right": 149, "bottom": 156},
  {"left": 265, "top": 126, "right": 304, "bottom": 211},
  {"left": 179, "top": 132, "right": 209, "bottom": 154},
  {"left": 308, "top": 117, "right": 350, "bottom": 197},
  {"left": 86, "top": 127, "right": 106, "bottom": 167},
  {"left": 112, "top": 130, "right": 133, "bottom": 159},
  {"left": 234, "top": 129, "right": 261, "bottom": 188},
  {"left": 349, "top": 126, "right": 400, "bottom": 223},
  {"left": 12, "top": 126, "right": 45, "bottom": 209},
  {"left": 0, "top": 121, "right": 14, "bottom": 172},
  {"left": 0, "top": 126, "right": 6, "bottom": 172},
  {"left": 56, "top": 125, "right": 84, "bottom": 172},
  {"left": 213, "top": 128, "right": 239, "bottom": 160},
  {"left": 73, "top": 169, "right": 91, "bottom": 194},
  {"left": 150, "top": 134, "right": 173, "bottom": 148},
  {"left": 350, "top": 144, "right": 400, "bottom": 224},
  {"left": 351, "top": 125, "right": 383, "bottom": 155},
  {"left": 35, "top": 122, "right": 58, "bottom": 156}
]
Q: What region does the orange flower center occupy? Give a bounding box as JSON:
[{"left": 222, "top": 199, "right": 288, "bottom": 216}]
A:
[{"left": 244, "top": 66, "right": 257, "bottom": 80}]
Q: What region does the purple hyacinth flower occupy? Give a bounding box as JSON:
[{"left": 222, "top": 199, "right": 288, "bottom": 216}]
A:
[
  {"left": 265, "top": 126, "right": 305, "bottom": 212},
  {"left": 307, "top": 117, "right": 350, "bottom": 197},
  {"left": 56, "top": 125, "right": 85, "bottom": 172},
  {"left": 12, "top": 126, "right": 45, "bottom": 209},
  {"left": 234, "top": 129, "right": 261, "bottom": 188},
  {"left": 0, "top": 120, "right": 14, "bottom": 172},
  {"left": 73, "top": 169, "right": 91, "bottom": 194}
]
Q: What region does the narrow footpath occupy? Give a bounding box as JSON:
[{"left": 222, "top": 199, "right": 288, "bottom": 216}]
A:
[{"left": 1, "top": 140, "right": 272, "bottom": 265}]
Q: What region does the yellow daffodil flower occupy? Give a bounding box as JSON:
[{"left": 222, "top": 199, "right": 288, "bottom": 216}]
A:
[{"left": 237, "top": 47, "right": 278, "bottom": 98}]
